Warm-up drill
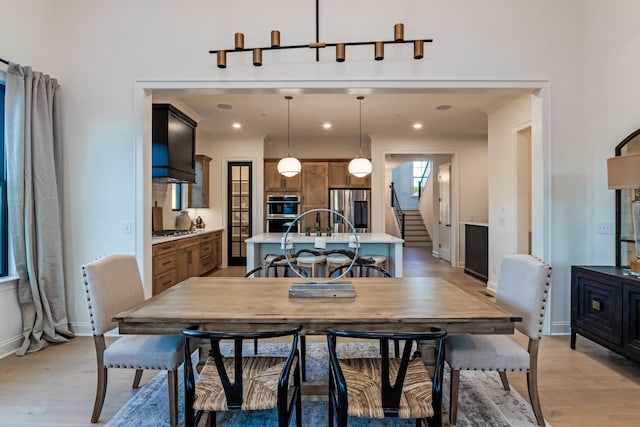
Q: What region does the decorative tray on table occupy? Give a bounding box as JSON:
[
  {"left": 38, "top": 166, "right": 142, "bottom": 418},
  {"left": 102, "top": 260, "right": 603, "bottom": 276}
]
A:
[{"left": 288, "top": 283, "right": 355, "bottom": 298}]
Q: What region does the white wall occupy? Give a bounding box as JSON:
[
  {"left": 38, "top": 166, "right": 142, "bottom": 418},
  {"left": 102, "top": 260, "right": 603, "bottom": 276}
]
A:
[
  {"left": 487, "top": 96, "right": 532, "bottom": 287},
  {"left": 0, "top": 0, "right": 596, "bottom": 351}
]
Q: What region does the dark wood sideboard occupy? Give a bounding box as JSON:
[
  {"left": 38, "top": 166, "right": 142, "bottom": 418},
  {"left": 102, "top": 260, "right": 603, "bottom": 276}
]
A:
[
  {"left": 464, "top": 223, "right": 488, "bottom": 283},
  {"left": 571, "top": 266, "right": 640, "bottom": 363}
]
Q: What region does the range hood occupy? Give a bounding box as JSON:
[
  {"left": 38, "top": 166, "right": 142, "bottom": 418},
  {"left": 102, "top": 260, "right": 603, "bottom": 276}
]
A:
[{"left": 152, "top": 103, "right": 196, "bottom": 183}]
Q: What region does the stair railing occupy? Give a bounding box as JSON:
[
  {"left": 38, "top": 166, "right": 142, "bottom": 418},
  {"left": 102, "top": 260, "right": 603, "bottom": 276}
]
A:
[
  {"left": 390, "top": 182, "right": 405, "bottom": 240},
  {"left": 417, "top": 161, "right": 432, "bottom": 199}
]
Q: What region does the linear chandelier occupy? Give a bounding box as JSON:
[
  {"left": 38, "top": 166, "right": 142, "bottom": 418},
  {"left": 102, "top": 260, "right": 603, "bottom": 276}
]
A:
[{"left": 210, "top": 23, "right": 433, "bottom": 68}]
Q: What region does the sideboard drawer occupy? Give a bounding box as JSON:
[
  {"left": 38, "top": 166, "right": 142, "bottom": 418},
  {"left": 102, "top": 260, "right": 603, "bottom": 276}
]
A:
[{"left": 572, "top": 270, "right": 623, "bottom": 346}]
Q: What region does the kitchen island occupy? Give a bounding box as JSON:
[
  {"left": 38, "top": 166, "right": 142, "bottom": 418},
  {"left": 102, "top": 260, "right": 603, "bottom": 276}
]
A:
[{"left": 245, "top": 232, "right": 404, "bottom": 277}]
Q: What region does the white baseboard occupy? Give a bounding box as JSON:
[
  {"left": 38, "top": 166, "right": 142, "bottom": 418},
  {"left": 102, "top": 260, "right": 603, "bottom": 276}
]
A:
[
  {"left": 0, "top": 335, "right": 22, "bottom": 359},
  {"left": 550, "top": 321, "right": 571, "bottom": 336}
]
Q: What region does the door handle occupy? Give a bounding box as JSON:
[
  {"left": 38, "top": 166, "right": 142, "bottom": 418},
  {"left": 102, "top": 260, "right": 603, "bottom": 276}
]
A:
[{"left": 445, "top": 224, "right": 451, "bottom": 227}]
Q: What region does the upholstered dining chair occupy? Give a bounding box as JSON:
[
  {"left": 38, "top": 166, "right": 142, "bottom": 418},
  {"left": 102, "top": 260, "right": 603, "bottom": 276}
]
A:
[
  {"left": 181, "top": 326, "right": 302, "bottom": 427},
  {"left": 445, "top": 254, "right": 552, "bottom": 426},
  {"left": 325, "top": 327, "right": 447, "bottom": 427},
  {"left": 81, "top": 254, "right": 184, "bottom": 426}
]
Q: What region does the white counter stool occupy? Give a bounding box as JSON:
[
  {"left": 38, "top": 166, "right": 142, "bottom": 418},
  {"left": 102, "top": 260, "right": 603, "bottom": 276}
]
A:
[
  {"left": 370, "top": 255, "right": 388, "bottom": 276},
  {"left": 264, "top": 253, "right": 297, "bottom": 277},
  {"left": 325, "top": 253, "right": 352, "bottom": 273},
  {"left": 295, "top": 254, "right": 327, "bottom": 277}
]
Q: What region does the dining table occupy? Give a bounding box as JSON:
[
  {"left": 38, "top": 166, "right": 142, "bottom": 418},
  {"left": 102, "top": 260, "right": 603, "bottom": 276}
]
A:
[{"left": 113, "top": 276, "right": 521, "bottom": 336}]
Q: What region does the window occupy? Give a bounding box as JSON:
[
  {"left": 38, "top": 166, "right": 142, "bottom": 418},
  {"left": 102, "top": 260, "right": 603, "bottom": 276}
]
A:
[
  {"left": 0, "top": 80, "right": 8, "bottom": 276},
  {"left": 412, "top": 160, "right": 431, "bottom": 197},
  {"left": 170, "top": 183, "right": 183, "bottom": 211}
]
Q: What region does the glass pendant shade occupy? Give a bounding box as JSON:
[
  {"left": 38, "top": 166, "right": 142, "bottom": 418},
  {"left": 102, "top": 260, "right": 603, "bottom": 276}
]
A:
[
  {"left": 277, "top": 156, "right": 301, "bottom": 177},
  {"left": 348, "top": 157, "right": 372, "bottom": 178}
]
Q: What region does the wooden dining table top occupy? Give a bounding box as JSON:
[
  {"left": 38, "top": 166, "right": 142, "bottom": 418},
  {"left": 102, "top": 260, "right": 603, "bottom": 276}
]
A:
[{"left": 113, "top": 276, "right": 521, "bottom": 335}]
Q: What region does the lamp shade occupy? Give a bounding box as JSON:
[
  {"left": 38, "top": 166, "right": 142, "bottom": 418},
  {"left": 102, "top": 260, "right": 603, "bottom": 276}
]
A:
[
  {"left": 607, "top": 154, "right": 640, "bottom": 189},
  {"left": 348, "top": 157, "right": 372, "bottom": 178},
  {"left": 277, "top": 156, "right": 302, "bottom": 177}
]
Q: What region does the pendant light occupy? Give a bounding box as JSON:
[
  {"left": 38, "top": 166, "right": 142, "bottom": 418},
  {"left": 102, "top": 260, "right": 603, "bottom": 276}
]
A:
[
  {"left": 277, "top": 95, "right": 302, "bottom": 177},
  {"left": 348, "top": 96, "right": 373, "bottom": 178}
]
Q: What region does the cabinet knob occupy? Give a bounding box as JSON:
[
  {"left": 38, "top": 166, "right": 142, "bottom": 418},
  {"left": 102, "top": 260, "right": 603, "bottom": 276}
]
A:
[{"left": 591, "top": 299, "right": 602, "bottom": 311}]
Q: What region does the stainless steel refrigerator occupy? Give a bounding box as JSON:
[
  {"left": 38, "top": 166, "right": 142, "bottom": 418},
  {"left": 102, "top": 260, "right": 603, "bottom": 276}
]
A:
[{"left": 329, "top": 189, "right": 371, "bottom": 233}]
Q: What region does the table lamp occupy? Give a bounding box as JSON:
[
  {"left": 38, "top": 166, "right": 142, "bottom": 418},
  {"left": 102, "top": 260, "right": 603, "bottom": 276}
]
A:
[{"left": 607, "top": 153, "right": 640, "bottom": 272}]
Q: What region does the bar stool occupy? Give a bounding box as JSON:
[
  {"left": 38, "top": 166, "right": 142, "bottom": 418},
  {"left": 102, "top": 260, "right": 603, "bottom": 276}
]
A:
[
  {"left": 296, "top": 253, "right": 327, "bottom": 277},
  {"left": 264, "top": 253, "right": 297, "bottom": 277},
  {"left": 325, "top": 253, "right": 352, "bottom": 274},
  {"left": 369, "top": 255, "right": 388, "bottom": 276}
]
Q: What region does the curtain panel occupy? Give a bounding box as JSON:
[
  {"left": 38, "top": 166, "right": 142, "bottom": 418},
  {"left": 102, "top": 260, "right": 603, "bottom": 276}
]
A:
[{"left": 5, "top": 63, "right": 73, "bottom": 355}]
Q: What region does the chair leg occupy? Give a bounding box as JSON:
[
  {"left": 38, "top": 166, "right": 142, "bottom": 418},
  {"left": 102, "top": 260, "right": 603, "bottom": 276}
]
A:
[
  {"left": 394, "top": 339, "right": 400, "bottom": 357},
  {"left": 91, "top": 366, "right": 108, "bottom": 423},
  {"left": 207, "top": 411, "right": 215, "bottom": 427},
  {"left": 168, "top": 369, "right": 178, "bottom": 427},
  {"left": 498, "top": 371, "right": 510, "bottom": 391},
  {"left": 527, "top": 339, "right": 545, "bottom": 426},
  {"left": 300, "top": 335, "right": 307, "bottom": 382},
  {"left": 254, "top": 338, "right": 259, "bottom": 355},
  {"left": 132, "top": 369, "right": 143, "bottom": 388},
  {"left": 449, "top": 369, "right": 460, "bottom": 425}
]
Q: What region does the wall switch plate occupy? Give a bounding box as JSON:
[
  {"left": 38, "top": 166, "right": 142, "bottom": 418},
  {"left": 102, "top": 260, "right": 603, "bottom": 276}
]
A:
[{"left": 597, "top": 221, "right": 613, "bottom": 235}]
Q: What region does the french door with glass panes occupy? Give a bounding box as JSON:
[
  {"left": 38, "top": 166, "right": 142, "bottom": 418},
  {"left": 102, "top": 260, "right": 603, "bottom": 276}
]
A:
[{"left": 228, "top": 162, "right": 251, "bottom": 266}]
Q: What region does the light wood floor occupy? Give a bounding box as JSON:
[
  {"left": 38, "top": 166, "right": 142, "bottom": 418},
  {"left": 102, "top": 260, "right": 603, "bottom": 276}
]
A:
[{"left": 1, "top": 247, "right": 639, "bottom": 426}]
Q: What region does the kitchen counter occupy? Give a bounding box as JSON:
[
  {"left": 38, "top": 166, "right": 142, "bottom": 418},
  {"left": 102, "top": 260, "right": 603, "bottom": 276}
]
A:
[
  {"left": 245, "top": 232, "right": 404, "bottom": 277},
  {"left": 151, "top": 228, "right": 223, "bottom": 245}
]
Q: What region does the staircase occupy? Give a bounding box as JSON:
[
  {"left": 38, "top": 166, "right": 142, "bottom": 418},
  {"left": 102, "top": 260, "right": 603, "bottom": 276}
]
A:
[{"left": 402, "top": 210, "right": 432, "bottom": 247}]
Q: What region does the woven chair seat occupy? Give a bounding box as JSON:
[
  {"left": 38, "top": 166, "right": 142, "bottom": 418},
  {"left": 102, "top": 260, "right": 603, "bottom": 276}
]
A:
[
  {"left": 339, "top": 357, "right": 434, "bottom": 419},
  {"left": 194, "top": 356, "right": 295, "bottom": 412}
]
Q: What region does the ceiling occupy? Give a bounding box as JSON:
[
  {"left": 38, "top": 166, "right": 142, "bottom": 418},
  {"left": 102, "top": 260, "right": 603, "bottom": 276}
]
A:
[{"left": 152, "top": 87, "right": 531, "bottom": 143}]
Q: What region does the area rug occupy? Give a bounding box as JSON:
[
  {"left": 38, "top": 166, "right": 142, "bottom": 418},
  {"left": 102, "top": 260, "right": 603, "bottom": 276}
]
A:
[{"left": 106, "top": 342, "right": 551, "bottom": 426}]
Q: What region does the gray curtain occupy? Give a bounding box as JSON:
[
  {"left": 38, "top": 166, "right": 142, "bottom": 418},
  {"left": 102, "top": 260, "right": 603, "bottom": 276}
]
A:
[{"left": 5, "top": 63, "right": 74, "bottom": 355}]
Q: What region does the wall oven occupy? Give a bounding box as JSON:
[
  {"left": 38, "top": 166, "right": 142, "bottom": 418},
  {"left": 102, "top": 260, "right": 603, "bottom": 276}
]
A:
[{"left": 266, "top": 195, "right": 300, "bottom": 233}]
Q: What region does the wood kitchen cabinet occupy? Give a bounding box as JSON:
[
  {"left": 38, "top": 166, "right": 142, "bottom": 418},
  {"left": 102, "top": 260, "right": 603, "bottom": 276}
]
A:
[
  {"left": 328, "top": 161, "right": 371, "bottom": 188},
  {"left": 300, "top": 161, "right": 329, "bottom": 230},
  {"left": 200, "top": 230, "right": 222, "bottom": 274},
  {"left": 177, "top": 238, "right": 200, "bottom": 282},
  {"left": 264, "top": 160, "right": 301, "bottom": 192},
  {"left": 152, "top": 230, "right": 222, "bottom": 295},
  {"left": 152, "top": 241, "right": 178, "bottom": 295},
  {"left": 571, "top": 266, "right": 640, "bottom": 363},
  {"left": 188, "top": 154, "right": 212, "bottom": 208}
]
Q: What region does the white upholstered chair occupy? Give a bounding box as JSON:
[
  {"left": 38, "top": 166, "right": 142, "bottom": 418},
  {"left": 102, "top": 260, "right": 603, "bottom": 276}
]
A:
[
  {"left": 81, "top": 254, "right": 184, "bottom": 426},
  {"left": 445, "top": 254, "right": 551, "bottom": 426}
]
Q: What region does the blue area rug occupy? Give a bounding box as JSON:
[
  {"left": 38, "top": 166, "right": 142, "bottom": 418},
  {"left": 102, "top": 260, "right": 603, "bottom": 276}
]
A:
[{"left": 106, "top": 342, "right": 551, "bottom": 426}]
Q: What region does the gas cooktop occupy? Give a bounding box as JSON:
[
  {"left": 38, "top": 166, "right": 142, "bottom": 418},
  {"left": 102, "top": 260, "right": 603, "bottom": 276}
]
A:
[{"left": 152, "top": 229, "right": 196, "bottom": 237}]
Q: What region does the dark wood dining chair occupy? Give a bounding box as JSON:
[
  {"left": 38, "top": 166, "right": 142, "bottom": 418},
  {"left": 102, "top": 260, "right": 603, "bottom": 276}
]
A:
[
  {"left": 181, "top": 326, "right": 302, "bottom": 427},
  {"left": 325, "top": 327, "right": 447, "bottom": 427}
]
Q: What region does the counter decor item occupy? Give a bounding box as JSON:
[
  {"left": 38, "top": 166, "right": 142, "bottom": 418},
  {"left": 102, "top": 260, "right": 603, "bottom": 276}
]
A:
[
  {"left": 176, "top": 211, "right": 191, "bottom": 230},
  {"left": 195, "top": 216, "right": 205, "bottom": 229}
]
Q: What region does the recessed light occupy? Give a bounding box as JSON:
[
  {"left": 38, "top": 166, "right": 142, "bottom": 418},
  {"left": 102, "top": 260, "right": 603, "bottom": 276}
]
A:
[
  {"left": 436, "top": 104, "right": 452, "bottom": 111},
  {"left": 217, "top": 103, "right": 232, "bottom": 110},
  {"left": 232, "top": 122, "right": 241, "bottom": 129},
  {"left": 323, "top": 122, "right": 332, "bottom": 129},
  {"left": 413, "top": 122, "right": 423, "bottom": 130}
]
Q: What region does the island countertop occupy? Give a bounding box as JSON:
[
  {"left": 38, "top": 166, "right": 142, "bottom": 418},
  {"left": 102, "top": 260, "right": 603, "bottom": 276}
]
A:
[
  {"left": 245, "top": 232, "right": 404, "bottom": 244},
  {"left": 245, "top": 232, "right": 404, "bottom": 277}
]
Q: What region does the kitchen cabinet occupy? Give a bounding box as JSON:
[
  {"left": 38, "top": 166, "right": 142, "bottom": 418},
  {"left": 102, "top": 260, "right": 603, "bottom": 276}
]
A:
[
  {"left": 264, "top": 160, "right": 301, "bottom": 192},
  {"left": 152, "top": 230, "right": 222, "bottom": 295},
  {"left": 200, "top": 230, "right": 222, "bottom": 274},
  {"left": 571, "top": 266, "right": 640, "bottom": 363},
  {"left": 188, "top": 154, "right": 211, "bottom": 208},
  {"left": 300, "top": 162, "right": 329, "bottom": 230},
  {"left": 152, "top": 241, "right": 178, "bottom": 295},
  {"left": 177, "top": 238, "right": 200, "bottom": 282},
  {"left": 328, "top": 161, "right": 370, "bottom": 188}
]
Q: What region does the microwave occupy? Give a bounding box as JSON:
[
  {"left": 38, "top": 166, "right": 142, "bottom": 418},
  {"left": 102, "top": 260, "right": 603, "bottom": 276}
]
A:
[{"left": 266, "top": 195, "right": 300, "bottom": 218}]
